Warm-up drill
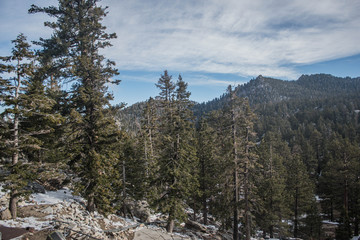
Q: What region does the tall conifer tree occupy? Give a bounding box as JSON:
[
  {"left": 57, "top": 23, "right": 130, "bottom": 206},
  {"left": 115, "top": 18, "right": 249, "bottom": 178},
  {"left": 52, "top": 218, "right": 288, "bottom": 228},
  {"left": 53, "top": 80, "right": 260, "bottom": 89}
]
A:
[
  {"left": 210, "top": 86, "right": 258, "bottom": 239},
  {"left": 0, "top": 34, "right": 61, "bottom": 218},
  {"left": 196, "top": 117, "right": 219, "bottom": 225},
  {"left": 29, "top": 0, "right": 121, "bottom": 213},
  {"left": 286, "top": 145, "right": 316, "bottom": 238},
  {"left": 153, "top": 71, "right": 198, "bottom": 233},
  {"left": 256, "top": 132, "right": 290, "bottom": 238}
]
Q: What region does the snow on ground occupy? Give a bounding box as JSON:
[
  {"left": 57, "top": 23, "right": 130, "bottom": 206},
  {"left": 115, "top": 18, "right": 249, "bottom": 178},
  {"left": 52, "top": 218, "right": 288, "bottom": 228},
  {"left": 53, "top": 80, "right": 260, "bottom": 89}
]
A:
[
  {"left": 322, "top": 220, "right": 339, "bottom": 225},
  {"left": 26, "top": 187, "right": 83, "bottom": 205},
  {"left": 1, "top": 188, "right": 87, "bottom": 231},
  {"left": 0, "top": 188, "right": 207, "bottom": 239},
  {"left": 1, "top": 188, "right": 172, "bottom": 239},
  {"left": 0, "top": 216, "right": 53, "bottom": 230}
]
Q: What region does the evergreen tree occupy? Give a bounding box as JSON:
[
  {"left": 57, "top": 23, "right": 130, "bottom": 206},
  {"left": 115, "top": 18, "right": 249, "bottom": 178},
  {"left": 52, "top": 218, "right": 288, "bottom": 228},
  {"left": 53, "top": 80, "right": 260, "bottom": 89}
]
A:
[
  {"left": 208, "top": 86, "right": 258, "bottom": 239},
  {"left": 228, "top": 86, "right": 258, "bottom": 240},
  {"left": 255, "top": 132, "right": 290, "bottom": 238},
  {"left": 140, "top": 97, "right": 159, "bottom": 184},
  {"left": 0, "top": 33, "right": 35, "bottom": 165},
  {"left": 205, "top": 109, "right": 234, "bottom": 230},
  {"left": 286, "top": 145, "right": 317, "bottom": 238},
  {"left": 152, "top": 71, "right": 198, "bottom": 233},
  {"left": 320, "top": 135, "right": 360, "bottom": 238},
  {"left": 0, "top": 34, "right": 60, "bottom": 218},
  {"left": 0, "top": 34, "right": 35, "bottom": 219},
  {"left": 196, "top": 116, "right": 219, "bottom": 225},
  {"left": 29, "top": 0, "right": 121, "bottom": 213}
]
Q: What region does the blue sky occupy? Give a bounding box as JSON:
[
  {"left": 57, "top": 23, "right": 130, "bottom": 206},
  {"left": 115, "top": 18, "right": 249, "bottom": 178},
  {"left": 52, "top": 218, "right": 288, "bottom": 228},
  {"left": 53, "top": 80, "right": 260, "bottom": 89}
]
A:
[{"left": 1, "top": 0, "right": 360, "bottom": 106}]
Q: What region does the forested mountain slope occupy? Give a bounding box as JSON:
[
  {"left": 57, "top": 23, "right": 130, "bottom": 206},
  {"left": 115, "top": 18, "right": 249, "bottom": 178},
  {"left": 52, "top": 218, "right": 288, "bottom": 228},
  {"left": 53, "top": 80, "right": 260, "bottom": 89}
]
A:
[
  {"left": 120, "top": 74, "right": 360, "bottom": 134},
  {"left": 119, "top": 74, "right": 360, "bottom": 239},
  {"left": 194, "top": 74, "right": 360, "bottom": 115}
]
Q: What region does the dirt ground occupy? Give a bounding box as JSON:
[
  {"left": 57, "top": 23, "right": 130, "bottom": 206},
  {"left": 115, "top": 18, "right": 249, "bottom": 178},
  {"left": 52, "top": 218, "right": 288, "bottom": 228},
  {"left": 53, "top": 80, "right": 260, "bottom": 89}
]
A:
[
  {"left": 133, "top": 227, "right": 191, "bottom": 240},
  {"left": 0, "top": 225, "right": 28, "bottom": 240}
]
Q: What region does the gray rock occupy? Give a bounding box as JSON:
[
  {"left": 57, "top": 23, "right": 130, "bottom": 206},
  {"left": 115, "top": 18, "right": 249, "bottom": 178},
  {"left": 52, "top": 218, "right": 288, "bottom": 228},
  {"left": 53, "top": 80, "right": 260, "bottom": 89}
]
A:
[
  {"left": 46, "top": 231, "right": 66, "bottom": 240},
  {"left": 132, "top": 200, "right": 151, "bottom": 222},
  {"left": 42, "top": 206, "right": 54, "bottom": 215},
  {"left": 185, "top": 219, "right": 207, "bottom": 233},
  {"left": 27, "top": 182, "right": 46, "bottom": 194},
  {"left": 0, "top": 208, "right": 12, "bottom": 220}
]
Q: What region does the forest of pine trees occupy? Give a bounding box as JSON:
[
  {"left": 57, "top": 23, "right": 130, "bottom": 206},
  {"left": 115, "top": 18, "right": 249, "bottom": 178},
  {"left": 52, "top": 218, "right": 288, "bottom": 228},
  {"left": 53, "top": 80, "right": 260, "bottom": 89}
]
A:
[{"left": 1, "top": 1, "right": 360, "bottom": 240}]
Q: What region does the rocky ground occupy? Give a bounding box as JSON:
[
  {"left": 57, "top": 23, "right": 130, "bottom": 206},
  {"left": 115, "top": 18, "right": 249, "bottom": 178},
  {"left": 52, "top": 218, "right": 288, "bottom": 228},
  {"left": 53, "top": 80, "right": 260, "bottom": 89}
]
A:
[{"left": 0, "top": 185, "right": 229, "bottom": 240}]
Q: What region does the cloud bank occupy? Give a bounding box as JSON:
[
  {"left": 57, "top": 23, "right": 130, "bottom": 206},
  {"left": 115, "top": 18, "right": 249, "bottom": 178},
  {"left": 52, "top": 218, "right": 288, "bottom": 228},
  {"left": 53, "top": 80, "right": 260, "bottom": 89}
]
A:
[
  {"left": 102, "top": 0, "right": 360, "bottom": 79},
  {"left": 1, "top": 0, "right": 360, "bottom": 82}
]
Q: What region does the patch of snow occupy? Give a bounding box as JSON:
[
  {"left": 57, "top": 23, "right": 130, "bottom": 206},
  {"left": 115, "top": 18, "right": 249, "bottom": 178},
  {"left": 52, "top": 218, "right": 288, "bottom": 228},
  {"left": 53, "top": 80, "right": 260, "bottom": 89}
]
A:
[
  {"left": 0, "top": 185, "right": 7, "bottom": 197},
  {"left": 322, "top": 220, "right": 339, "bottom": 225},
  {"left": 185, "top": 208, "right": 194, "bottom": 214},
  {"left": 205, "top": 224, "right": 217, "bottom": 230},
  {"left": 0, "top": 216, "right": 53, "bottom": 230},
  {"left": 174, "top": 232, "right": 190, "bottom": 238},
  {"left": 123, "top": 217, "right": 138, "bottom": 225},
  {"left": 27, "top": 188, "right": 83, "bottom": 205},
  {"left": 148, "top": 212, "right": 163, "bottom": 222}
]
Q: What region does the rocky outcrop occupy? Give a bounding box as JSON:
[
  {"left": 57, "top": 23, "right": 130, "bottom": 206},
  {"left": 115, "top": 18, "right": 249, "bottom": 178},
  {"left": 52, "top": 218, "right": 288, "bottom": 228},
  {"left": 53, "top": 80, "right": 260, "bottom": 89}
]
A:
[{"left": 52, "top": 201, "right": 134, "bottom": 239}]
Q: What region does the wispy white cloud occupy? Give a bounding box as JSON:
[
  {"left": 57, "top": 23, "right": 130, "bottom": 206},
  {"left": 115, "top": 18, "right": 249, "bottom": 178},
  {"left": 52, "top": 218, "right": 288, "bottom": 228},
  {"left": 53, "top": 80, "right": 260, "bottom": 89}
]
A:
[
  {"left": 100, "top": 0, "right": 360, "bottom": 80},
  {"left": 1, "top": 0, "right": 360, "bottom": 84}
]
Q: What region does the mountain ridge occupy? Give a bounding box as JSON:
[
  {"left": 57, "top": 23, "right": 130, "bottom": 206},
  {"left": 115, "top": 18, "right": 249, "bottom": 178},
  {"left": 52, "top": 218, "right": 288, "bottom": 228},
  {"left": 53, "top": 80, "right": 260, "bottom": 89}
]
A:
[
  {"left": 117, "top": 73, "right": 360, "bottom": 132},
  {"left": 194, "top": 73, "right": 360, "bottom": 115}
]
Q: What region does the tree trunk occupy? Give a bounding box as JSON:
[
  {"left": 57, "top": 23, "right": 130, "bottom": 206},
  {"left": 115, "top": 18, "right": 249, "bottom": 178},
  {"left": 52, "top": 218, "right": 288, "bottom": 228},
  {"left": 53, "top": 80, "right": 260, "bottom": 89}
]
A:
[
  {"left": 166, "top": 218, "right": 175, "bottom": 233},
  {"left": 233, "top": 168, "right": 239, "bottom": 240},
  {"left": 269, "top": 225, "right": 274, "bottom": 238},
  {"left": 244, "top": 128, "right": 251, "bottom": 240},
  {"left": 9, "top": 190, "right": 18, "bottom": 219},
  {"left": 201, "top": 150, "right": 208, "bottom": 225},
  {"left": 269, "top": 144, "right": 274, "bottom": 239},
  {"left": 203, "top": 194, "right": 208, "bottom": 225},
  {"left": 87, "top": 195, "right": 95, "bottom": 212},
  {"left": 193, "top": 203, "right": 197, "bottom": 221},
  {"left": 344, "top": 153, "right": 349, "bottom": 220},
  {"left": 232, "top": 104, "right": 239, "bottom": 240},
  {"left": 330, "top": 198, "right": 334, "bottom": 222},
  {"left": 12, "top": 114, "right": 19, "bottom": 165},
  {"left": 354, "top": 216, "right": 359, "bottom": 236},
  {"left": 294, "top": 187, "right": 299, "bottom": 238},
  {"left": 12, "top": 64, "right": 21, "bottom": 165},
  {"left": 122, "top": 160, "right": 127, "bottom": 216}
]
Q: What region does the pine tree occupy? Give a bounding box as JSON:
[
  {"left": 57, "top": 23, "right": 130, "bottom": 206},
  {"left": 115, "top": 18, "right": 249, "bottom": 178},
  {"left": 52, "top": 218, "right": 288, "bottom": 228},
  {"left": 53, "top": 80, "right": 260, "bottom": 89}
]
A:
[
  {"left": 196, "top": 116, "right": 220, "bottom": 225},
  {"left": 0, "top": 34, "right": 35, "bottom": 219},
  {"left": 0, "top": 34, "right": 61, "bottom": 218},
  {"left": 228, "top": 86, "right": 258, "bottom": 240},
  {"left": 29, "top": 0, "right": 121, "bottom": 214},
  {"left": 286, "top": 145, "right": 317, "bottom": 238},
  {"left": 320, "top": 135, "right": 360, "bottom": 238},
  {"left": 32, "top": 34, "right": 69, "bottom": 164},
  {"left": 152, "top": 71, "right": 198, "bottom": 233},
  {"left": 256, "top": 132, "right": 289, "bottom": 238},
  {"left": 0, "top": 33, "right": 35, "bottom": 165},
  {"left": 208, "top": 86, "right": 258, "bottom": 239},
  {"left": 140, "top": 97, "right": 159, "bottom": 183},
  {"left": 205, "top": 111, "right": 231, "bottom": 228}
]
